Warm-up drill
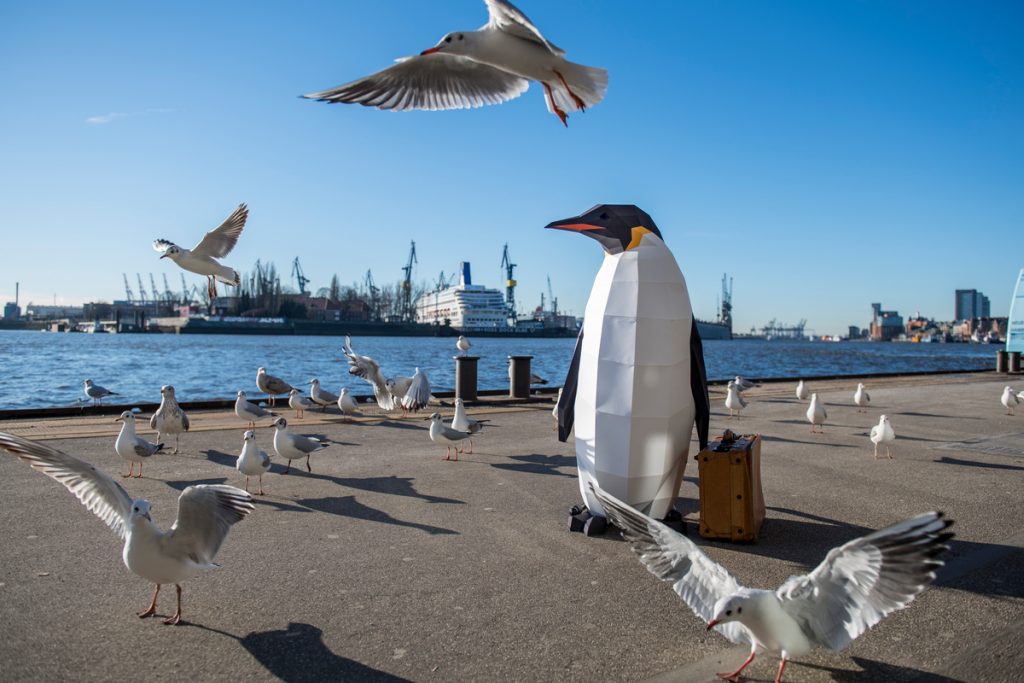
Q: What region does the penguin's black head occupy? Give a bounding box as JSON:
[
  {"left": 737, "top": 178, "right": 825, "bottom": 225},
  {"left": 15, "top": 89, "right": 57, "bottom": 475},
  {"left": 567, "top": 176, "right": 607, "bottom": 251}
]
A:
[{"left": 545, "top": 204, "right": 663, "bottom": 255}]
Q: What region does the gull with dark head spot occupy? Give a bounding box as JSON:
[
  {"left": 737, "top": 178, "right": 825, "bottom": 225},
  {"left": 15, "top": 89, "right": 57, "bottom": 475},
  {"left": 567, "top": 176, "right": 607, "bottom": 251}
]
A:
[
  {"left": 153, "top": 203, "right": 248, "bottom": 300},
  {"left": 235, "top": 390, "right": 276, "bottom": 430},
  {"left": 302, "top": 0, "right": 608, "bottom": 127},
  {"left": 115, "top": 411, "right": 164, "bottom": 478},
  {"left": 0, "top": 432, "right": 254, "bottom": 626},
  {"left": 308, "top": 379, "right": 340, "bottom": 412},
  {"left": 237, "top": 430, "right": 272, "bottom": 495},
  {"left": 592, "top": 484, "right": 952, "bottom": 683},
  {"left": 725, "top": 381, "right": 747, "bottom": 418},
  {"left": 151, "top": 385, "right": 189, "bottom": 453},
  {"left": 337, "top": 388, "right": 359, "bottom": 421},
  {"left": 288, "top": 388, "right": 313, "bottom": 419},
  {"left": 272, "top": 417, "right": 331, "bottom": 473},
  {"left": 84, "top": 379, "right": 118, "bottom": 405},
  {"left": 429, "top": 412, "right": 471, "bottom": 461}
]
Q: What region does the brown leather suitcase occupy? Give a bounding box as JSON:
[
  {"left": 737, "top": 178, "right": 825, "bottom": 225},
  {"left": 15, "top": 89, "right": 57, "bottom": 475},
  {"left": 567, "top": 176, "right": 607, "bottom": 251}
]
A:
[{"left": 694, "top": 431, "right": 765, "bottom": 542}]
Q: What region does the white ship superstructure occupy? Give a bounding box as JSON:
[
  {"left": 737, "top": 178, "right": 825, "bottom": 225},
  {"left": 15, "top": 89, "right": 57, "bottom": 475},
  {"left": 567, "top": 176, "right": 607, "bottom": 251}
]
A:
[{"left": 415, "top": 263, "right": 509, "bottom": 330}]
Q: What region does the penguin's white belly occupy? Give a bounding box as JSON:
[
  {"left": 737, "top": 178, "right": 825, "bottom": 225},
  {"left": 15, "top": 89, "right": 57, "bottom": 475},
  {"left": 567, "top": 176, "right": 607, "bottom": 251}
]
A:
[{"left": 574, "top": 242, "right": 695, "bottom": 519}]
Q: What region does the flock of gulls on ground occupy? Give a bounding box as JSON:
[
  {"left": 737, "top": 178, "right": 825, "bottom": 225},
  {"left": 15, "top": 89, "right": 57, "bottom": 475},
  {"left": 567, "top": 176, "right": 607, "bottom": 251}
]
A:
[{"left": 1, "top": 1, "right": 1015, "bottom": 679}]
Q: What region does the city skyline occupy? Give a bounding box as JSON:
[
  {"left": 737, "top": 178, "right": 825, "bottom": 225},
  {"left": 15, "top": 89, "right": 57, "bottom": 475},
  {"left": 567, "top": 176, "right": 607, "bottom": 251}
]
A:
[{"left": 2, "top": 1, "right": 1022, "bottom": 335}]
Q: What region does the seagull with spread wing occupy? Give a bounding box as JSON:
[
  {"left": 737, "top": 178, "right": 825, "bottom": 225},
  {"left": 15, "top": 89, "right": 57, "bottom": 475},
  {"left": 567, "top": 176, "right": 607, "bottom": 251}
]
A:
[
  {"left": 592, "top": 484, "right": 952, "bottom": 683},
  {"left": 342, "top": 335, "right": 398, "bottom": 411},
  {"left": 302, "top": 0, "right": 607, "bottom": 127},
  {"left": 153, "top": 203, "right": 248, "bottom": 300},
  {"left": 0, "top": 432, "right": 254, "bottom": 626}
]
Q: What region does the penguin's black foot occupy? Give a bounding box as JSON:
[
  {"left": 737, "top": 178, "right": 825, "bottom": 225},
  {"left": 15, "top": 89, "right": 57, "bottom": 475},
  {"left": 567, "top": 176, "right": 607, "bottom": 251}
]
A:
[
  {"left": 662, "top": 508, "right": 687, "bottom": 535},
  {"left": 583, "top": 515, "right": 608, "bottom": 537},
  {"left": 568, "top": 505, "right": 591, "bottom": 532}
]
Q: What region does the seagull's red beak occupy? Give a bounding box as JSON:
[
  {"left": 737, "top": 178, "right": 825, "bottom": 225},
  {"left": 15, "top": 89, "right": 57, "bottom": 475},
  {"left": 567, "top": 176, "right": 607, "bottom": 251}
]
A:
[
  {"left": 706, "top": 620, "right": 718, "bottom": 631},
  {"left": 420, "top": 47, "right": 441, "bottom": 56}
]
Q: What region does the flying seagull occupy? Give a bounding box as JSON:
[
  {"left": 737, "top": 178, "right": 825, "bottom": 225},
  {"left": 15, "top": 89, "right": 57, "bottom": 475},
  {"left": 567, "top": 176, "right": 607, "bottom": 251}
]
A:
[
  {"left": 592, "top": 484, "right": 952, "bottom": 683},
  {"left": 153, "top": 203, "right": 248, "bottom": 300},
  {"left": 0, "top": 432, "right": 254, "bottom": 626},
  {"left": 302, "top": 0, "right": 608, "bottom": 126}
]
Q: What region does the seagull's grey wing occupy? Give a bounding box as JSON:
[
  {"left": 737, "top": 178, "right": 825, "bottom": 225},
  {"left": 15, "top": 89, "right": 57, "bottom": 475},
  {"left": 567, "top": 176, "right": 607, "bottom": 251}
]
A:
[
  {"left": 864, "top": 392, "right": 871, "bottom": 402},
  {"left": 134, "top": 440, "right": 159, "bottom": 458},
  {"left": 245, "top": 400, "right": 274, "bottom": 418},
  {"left": 316, "top": 387, "right": 340, "bottom": 404},
  {"left": 401, "top": 371, "right": 431, "bottom": 411},
  {"left": 303, "top": 53, "right": 530, "bottom": 112},
  {"left": 777, "top": 512, "right": 953, "bottom": 653},
  {"left": 293, "top": 434, "right": 329, "bottom": 454},
  {"left": 181, "top": 412, "right": 190, "bottom": 431},
  {"left": 153, "top": 238, "right": 176, "bottom": 253},
  {"left": 592, "top": 484, "right": 750, "bottom": 644},
  {"left": 739, "top": 394, "right": 748, "bottom": 408},
  {"left": 263, "top": 374, "right": 294, "bottom": 395},
  {"left": 484, "top": 0, "right": 565, "bottom": 55},
  {"left": 191, "top": 204, "right": 248, "bottom": 259},
  {"left": 164, "top": 485, "right": 254, "bottom": 565},
  {"left": 0, "top": 432, "right": 134, "bottom": 539},
  {"left": 440, "top": 424, "right": 471, "bottom": 441},
  {"left": 345, "top": 352, "right": 394, "bottom": 409}
]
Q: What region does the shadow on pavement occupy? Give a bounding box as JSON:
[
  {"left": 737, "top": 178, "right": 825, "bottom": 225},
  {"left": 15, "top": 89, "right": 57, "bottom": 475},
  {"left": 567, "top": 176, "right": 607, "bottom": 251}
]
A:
[
  {"left": 296, "top": 495, "right": 458, "bottom": 535},
  {"left": 491, "top": 453, "right": 576, "bottom": 477},
  {"left": 166, "top": 477, "right": 228, "bottom": 491},
  {"left": 761, "top": 435, "right": 858, "bottom": 448},
  {"left": 330, "top": 475, "right": 464, "bottom": 504},
  {"left": 934, "top": 456, "right": 1024, "bottom": 471},
  {"left": 796, "top": 656, "right": 963, "bottom": 682}
]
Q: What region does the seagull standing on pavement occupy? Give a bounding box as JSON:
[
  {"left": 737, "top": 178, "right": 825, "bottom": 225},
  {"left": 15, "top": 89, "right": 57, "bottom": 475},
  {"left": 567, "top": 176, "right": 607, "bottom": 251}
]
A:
[
  {"left": 795, "top": 380, "right": 808, "bottom": 402},
  {"left": 302, "top": 0, "right": 608, "bottom": 127},
  {"left": 115, "top": 411, "right": 164, "bottom": 478},
  {"left": 733, "top": 376, "right": 760, "bottom": 393},
  {"left": 256, "top": 367, "right": 294, "bottom": 408},
  {"left": 429, "top": 413, "right": 472, "bottom": 461},
  {"left": 593, "top": 484, "right": 952, "bottom": 683},
  {"left": 235, "top": 391, "right": 276, "bottom": 429},
  {"left": 151, "top": 385, "right": 189, "bottom": 453},
  {"left": 153, "top": 203, "right": 248, "bottom": 300},
  {"left": 308, "top": 379, "right": 340, "bottom": 412},
  {"left": 806, "top": 393, "right": 827, "bottom": 433},
  {"left": 272, "top": 417, "right": 331, "bottom": 473},
  {"left": 456, "top": 335, "right": 472, "bottom": 356},
  {"left": 725, "top": 382, "right": 747, "bottom": 419},
  {"left": 237, "top": 430, "right": 272, "bottom": 495},
  {"left": 0, "top": 432, "right": 254, "bottom": 626},
  {"left": 1001, "top": 386, "right": 1019, "bottom": 415},
  {"left": 870, "top": 415, "right": 896, "bottom": 460},
  {"left": 337, "top": 388, "right": 359, "bottom": 421},
  {"left": 288, "top": 389, "right": 313, "bottom": 419},
  {"left": 853, "top": 383, "right": 871, "bottom": 412},
  {"left": 84, "top": 379, "right": 118, "bottom": 405}
]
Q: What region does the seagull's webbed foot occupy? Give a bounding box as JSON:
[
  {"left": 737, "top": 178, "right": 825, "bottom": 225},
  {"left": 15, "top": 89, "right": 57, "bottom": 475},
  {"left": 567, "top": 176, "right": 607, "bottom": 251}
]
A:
[
  {"left": 162, "top": 585, "right": 182, "bottom": 625},
  {"left": 554, "top": 69, "right": 587, "bottom": 110},
  {"left": 717, "top": 650, "right": 756, "bottom": 682},
  {"left": 542, "top": 82, "right": 569, "bottom": 126}
]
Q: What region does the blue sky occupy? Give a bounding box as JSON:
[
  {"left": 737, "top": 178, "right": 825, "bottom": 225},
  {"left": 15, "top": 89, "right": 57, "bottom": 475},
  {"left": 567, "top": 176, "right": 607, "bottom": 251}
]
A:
[{"left": 1, "top": 1, "right": 1021, "bottom": 335}]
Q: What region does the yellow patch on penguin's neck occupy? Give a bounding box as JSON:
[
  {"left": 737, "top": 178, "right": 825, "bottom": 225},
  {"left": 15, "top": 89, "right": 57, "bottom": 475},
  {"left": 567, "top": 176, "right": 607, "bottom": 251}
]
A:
[{"left": 624, "top": 226, "right": 653, "bottom": 251}]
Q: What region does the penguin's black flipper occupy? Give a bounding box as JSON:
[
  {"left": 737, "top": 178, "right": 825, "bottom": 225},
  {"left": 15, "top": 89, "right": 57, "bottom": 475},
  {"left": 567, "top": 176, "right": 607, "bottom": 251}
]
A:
[
  {"left": 690, "top": 318, "right": 710, "bottom": 450},
  {"left": 557, "top": 328, "right": 583, "bottom": 442}
]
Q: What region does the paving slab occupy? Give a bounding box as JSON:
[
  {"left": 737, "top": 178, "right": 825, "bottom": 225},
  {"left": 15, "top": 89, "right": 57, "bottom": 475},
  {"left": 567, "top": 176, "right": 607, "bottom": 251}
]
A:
[{"left": 0, "top": 372, "right": 1021, "bottom": 682}]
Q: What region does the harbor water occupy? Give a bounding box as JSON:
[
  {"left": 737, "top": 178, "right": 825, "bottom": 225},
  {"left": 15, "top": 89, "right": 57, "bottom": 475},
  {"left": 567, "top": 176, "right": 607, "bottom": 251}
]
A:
[{"left": 0, "top": 330, "right": 994, "bottom": 410}]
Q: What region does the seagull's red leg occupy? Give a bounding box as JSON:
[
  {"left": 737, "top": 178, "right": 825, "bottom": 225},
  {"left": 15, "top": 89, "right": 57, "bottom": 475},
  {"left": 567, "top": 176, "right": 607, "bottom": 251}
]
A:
[
  {"left": 444, "top": 445, "right": 451, "bottom": 461},
  {"left": 258, "top": 476, "right": 264, "bottom": 496},
  {"left": 244, "top": 476, "right": 250, "bottom": 493},
  {"left": 138, "top": 584, "right": 160, "bottom": 618},
  {"left": 542, "top": 82, "right": 568, "bottom": 127},
  {"left": 135, "top": 461, "right": 143, "bottom": 478},
  {"left": 162, "top": 584, "right": 182, "bottom": 625},
  {"left": 123, "top": 462, "right": 133, "bottom": 478},
  {"left": 306, "top": 454, "right": 312, "bottom": 472},
  {"left": 774, "top": 656, "right": 788, "bottom": 683},
  {"left": 717, "top": 650, "right": 756, "bottom": 681},
  {"left": 554, "top": 69, "right": 586, "bottom": 110}
]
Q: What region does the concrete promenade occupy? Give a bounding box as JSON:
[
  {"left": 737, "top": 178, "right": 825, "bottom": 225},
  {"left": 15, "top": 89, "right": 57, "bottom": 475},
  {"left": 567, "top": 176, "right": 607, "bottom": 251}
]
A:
[{"left": 0, "top": 372, "right": 1021, "bottom": 682}]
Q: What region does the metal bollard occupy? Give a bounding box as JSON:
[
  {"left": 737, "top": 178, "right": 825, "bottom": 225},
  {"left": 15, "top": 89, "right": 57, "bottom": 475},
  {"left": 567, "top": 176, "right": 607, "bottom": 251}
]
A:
[
  {"left": 996, "top": 350, "right": 1008, "bottom": 373},
  {"left": 454, "top": 356, "right": 479, "bottom": 401},
  {"left": 508, "top": 355, "right": 534, "bottom": 399},
  {"left": 1010, "top": 351, "right": 1022, "bottom": 373}
]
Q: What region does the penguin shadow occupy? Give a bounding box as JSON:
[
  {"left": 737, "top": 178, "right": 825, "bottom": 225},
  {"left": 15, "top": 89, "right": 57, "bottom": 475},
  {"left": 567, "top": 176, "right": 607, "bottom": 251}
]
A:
[
  {"left": 294, "top": 494, "right": 458, "bottom": 536},
  {"left": 490, "top": 453, "right": 577, "bottom": 477},
  {"left": 793, "top": 657, "right": 962, "bottom": 682},
  {"left": 186, "top": 621, "right": 412, "bottom": 683},
  {"left": 934, "top": 455, "right": 1024, "bottom": 471}
]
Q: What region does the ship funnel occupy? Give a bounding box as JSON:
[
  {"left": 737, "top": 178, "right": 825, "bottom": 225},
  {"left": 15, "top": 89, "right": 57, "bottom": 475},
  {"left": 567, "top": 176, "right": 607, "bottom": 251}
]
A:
[{"left": 459, "top": 262, "right": 472, "bottom": 287}]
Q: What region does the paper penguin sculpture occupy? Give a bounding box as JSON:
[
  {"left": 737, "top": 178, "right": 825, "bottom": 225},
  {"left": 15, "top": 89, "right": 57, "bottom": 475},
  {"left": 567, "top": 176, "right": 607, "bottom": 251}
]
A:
[{"left": 550, "top": 204, "right": 710, "bottom": 536}]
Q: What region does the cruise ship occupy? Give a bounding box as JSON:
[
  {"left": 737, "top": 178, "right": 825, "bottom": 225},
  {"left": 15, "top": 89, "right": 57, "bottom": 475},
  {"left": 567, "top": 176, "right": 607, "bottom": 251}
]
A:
[{"left": 415, "top": 263, "right": 509, "bottom": 330}]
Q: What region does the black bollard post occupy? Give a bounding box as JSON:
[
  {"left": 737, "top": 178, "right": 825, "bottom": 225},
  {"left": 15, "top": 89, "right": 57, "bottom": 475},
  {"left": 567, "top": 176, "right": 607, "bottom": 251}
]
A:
[
  {"left": 996, "top": 350, "right": 1008, "bottom": 373},
  {"left": 509, "top": 355, "right": 533, "bottom": 399},
  {"left": 1010, "top": 351, "right": 1021, "bottom": 373},
  {"left": 454, "top": 356, "right": 479, "bottom": 401}
]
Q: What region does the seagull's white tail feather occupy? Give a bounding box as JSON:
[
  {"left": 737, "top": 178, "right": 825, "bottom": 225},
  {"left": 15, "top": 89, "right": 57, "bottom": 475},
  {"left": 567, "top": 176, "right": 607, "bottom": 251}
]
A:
[
  {"left": 215, "top": 269, "right": 241, "bottom": 286},
  {"left": 549, "top": 61, "right": 608, "bottom": 114}
]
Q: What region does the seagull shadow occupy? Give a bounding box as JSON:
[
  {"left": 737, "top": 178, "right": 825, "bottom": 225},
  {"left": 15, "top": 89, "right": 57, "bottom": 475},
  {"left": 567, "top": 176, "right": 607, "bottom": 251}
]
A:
[
  {"left": 329, "top": 475, "right": 464, "bottom": 504},
  {"left": 203, "top": 449, "right": 237, "bottom": 468},
  {"left": 934, "top": 456, "right": 1024, "bottom": 471},
  {"left": 186, "top": 622, "right": 411, "bottom": 682},
  {"left": 894, "top": 411, "right": 983, "bottom": 420},
  {"left": 793, "top": 657, "right": 963, "bottom": 682},
  {"left": 253, "top": 497, "right": 314, "bottom": 513},
  {"left": 490, "top": 453, "right": 577, "bottom": 477},
  {"left": 376, "top": 420, "right": 429, "bottom": 431},
  {"left": 760, "top": 435, "right": 858, "bottom": 448},
  {"left": 165, "top": 477, "right": 228, "bottom": 491},
  {"left": 294, "top": 495, "right": 458, "bottom": 536}
]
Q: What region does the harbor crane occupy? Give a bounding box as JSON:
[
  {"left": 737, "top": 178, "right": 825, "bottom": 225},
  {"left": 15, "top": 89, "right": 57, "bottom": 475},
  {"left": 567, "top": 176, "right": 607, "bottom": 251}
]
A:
[
  {"left": 547, "top": 275, "right": 557, "bottom": 317},
  {"left": 500, "top": 243, "right": 518, "bottom": 324},
  {"left": 149, "top": 274, "right": 161, "bottom": 304},
  {"left": 181, "top": 274, "right": 190, "bottom": 304},
  {"left": 364, "top": 269, "right": 380, "bottom": 321},
  {"left": 720, "top": 273, "right": 733, "bottom": 326},
  {"left": 292, "top": 257, "right": 310, "bottom": 296},
  {"left": 162, "top": 274, "right": 175, "bottom": 304},
  {"left": 136, "top": 274, "right": 148, "bottom": 304},
  {"left": 122, "top": 274, "right": 134, "bottom": 303},
  {"left": 399, "top": 241, "right": 417, "bottom": 322}
]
